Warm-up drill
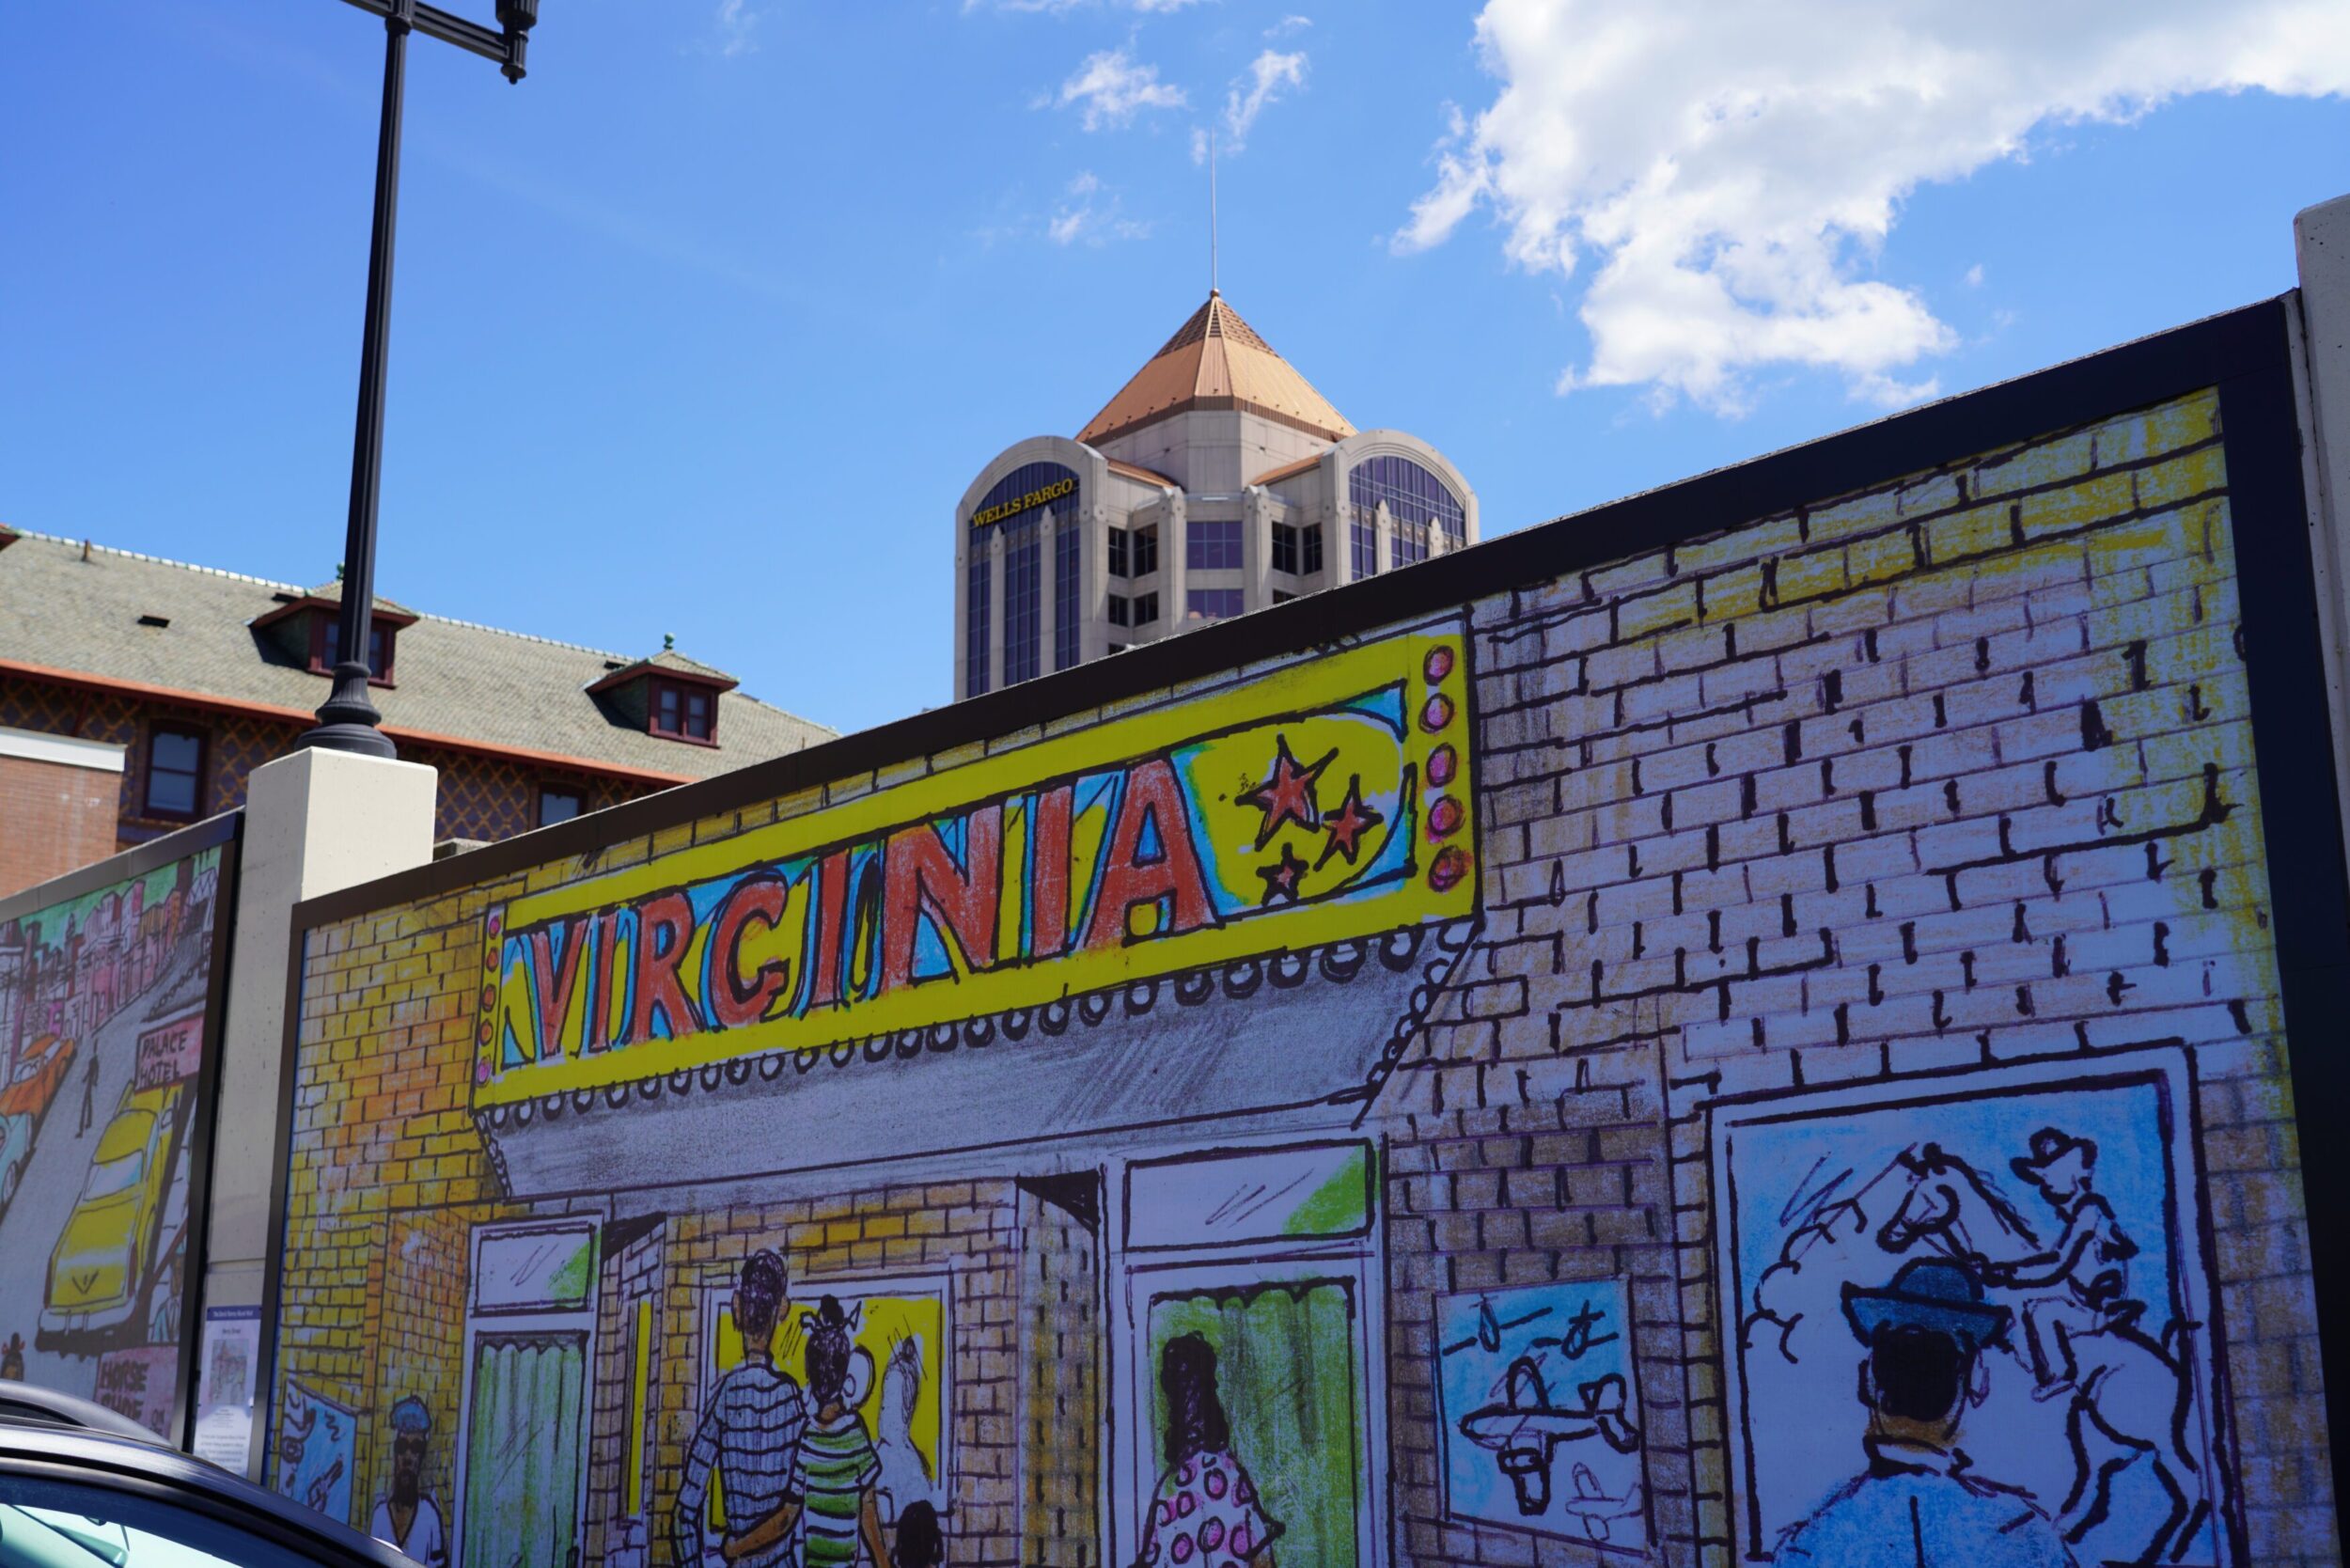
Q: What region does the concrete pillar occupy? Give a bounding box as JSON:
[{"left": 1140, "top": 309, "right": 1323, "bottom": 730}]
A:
[
  {"left": 1164, "top": 495, "right": 1189, "bottom": 634},
  {"left": 203, "top": 746, "right": 436, "bottom": 1477},
  {"left": 2294, "top": 194, "right": 2350, "bottom": 862}
]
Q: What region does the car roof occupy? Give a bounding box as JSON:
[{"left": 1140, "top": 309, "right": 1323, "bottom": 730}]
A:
[
  {"left": 0, "top": 1381, "right": 161, "bottom": 1443},
  {"left": 0, "top": 1422, "right": 418, "bottom": 1568}
]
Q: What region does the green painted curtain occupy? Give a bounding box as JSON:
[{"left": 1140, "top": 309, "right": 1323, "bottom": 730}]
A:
[
  {"left": 1147, "top": 1281, "right": 1359, "bottom": 1568},
  {"left": 463, "top": 1333, "right": 587, "bottom": 1568}
]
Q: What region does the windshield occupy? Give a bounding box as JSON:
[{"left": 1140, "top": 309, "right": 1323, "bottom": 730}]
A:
[
  {"left": 0, "top": 1477, "right": 351, "bottom": 1568},
  {"left": 83, "top": 1153, "right": 143, "bottom": 1201}
]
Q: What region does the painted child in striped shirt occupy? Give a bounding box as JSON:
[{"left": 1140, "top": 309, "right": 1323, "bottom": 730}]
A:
[{"left": 794, "top": 1296, "right": 892, "bottom": 1568}]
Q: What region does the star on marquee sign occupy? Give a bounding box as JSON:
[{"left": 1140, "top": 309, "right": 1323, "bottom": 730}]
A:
[
  {"left": 1256, "top": 842, "right": 1310, "bottom": 906},
  {"left": 1315, "top": 776, "right": 1384, "bottom": 869},
  {"left": 1239, "top": 733, "right": 1338, "bottom": 850}
]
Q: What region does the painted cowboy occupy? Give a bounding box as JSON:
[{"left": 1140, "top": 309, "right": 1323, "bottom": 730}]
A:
[
  {"left": 1977, "top": 1127, "right": 2140, "bottom": 1400},
  {"left": 1774, "top": 1259, "right": 2076, "bottom": 1567}
]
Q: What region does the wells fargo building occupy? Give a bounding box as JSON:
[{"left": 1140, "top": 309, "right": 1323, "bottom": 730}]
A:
[{"left": 264, "top": 300, "right": 2343, "bottom": 1568}]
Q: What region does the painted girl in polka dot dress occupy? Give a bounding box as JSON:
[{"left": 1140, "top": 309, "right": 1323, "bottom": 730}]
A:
[{"left": 1135, "top": 1334, "right": 1281, "bottom": 1568}]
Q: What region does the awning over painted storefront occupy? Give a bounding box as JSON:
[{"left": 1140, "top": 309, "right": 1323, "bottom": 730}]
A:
[{"left": 473, "top": 920, "right": 1474, "bottom": 1200}]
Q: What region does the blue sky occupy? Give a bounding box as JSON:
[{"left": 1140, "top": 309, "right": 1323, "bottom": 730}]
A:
[{"left": 4, "top": 1, "right": 2346, "bottom": 735}]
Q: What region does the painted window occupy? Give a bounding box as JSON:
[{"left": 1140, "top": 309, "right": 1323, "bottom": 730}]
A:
[
  {"left": 1055, "top": 525, "right": 1082, "bottom": 671},
  {"left": 1187, "top": 521, "right": 1242, "bottom": 571},
  {"left": 1185, "top": 588, "right": 1244, "bottom": 622},
  {"left": 965, "top": 556, "right": 991, "bottom": 698},
  {"left": 537, "top": 787, "right": 582, "bottom": 827},
  {"left": 144, "top": 725, "right": 205, "bottom": 820}
]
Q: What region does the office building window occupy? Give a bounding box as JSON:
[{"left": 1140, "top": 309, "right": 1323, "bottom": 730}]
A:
[
  {"left": 1108, "top": 529, "right": 1129, "bottom": 578},
  {"left": 1055, "top": 526, "right": 1081, "bottom": 671},
  {"left": 1392, "top": 525, "right": 1429, "bottom": 567},
  {"left": 1273, "top": 589, "right": 1295, "bottom": 604},
  {"left": 650, "top": 679, "right": 715, "bottom": 744},
  {"left": 1352, "top": 520, "right": 1380, "bottom": 578},
  {"left": 1271, "top": 524, "right": 1299, "bottom": 575},
  {"left": 965, "top": 557, "right": 991, "bottom": 698},
  {"left": 1134, "top": 525, "right": 1160, "bottom": 576},
  {"left": 1186, "top": 588, "right": 1244, "bottom": 621},
  {"left": 969, "top": 461, "right": 1079, "bottom": 534},
  {"left": 1304, "top": 525, "right": 1324, "bottom": 575},
  {"left": 1348, "top": 453, "right": 1466, "bottom": 547},
  {"left": 1004, "top": 520, "right": 1042, "bottom": 685},
  {"left": 538, "top": 786, "right": 584, "bottom": 827},
  {"left": 1134, "top": 592, "right": 1160, "bottom": 625},
  {"left": 1108, "top": 594, "right": 1132, "bottom": 627},
  {"left": 1187, "top": 520, "right": 1242, "bottom": 571},
  {"left": 144, "top": 724, "right": 205, "bottom": 820}
]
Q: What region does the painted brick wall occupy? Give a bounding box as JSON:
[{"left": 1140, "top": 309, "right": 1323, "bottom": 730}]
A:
[
  {"left": 1019, "top": 1185, "right": 1101, "bottom": 1568},
  {"left": 1376, "top": 388, "right": 2334, "bottom": 1566}
]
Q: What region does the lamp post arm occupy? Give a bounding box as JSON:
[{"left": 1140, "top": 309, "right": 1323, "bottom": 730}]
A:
[{"left": 334, "top": 0, "right": 527, "bottom": 79}]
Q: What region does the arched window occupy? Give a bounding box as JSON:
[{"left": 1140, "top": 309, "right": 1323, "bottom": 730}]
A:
[
  {"left": 968, "top": 462, "right": 1081, "bottom": 688},
  {"left": 1347, "top": 454, "right": 1465, "bottom": 573}
]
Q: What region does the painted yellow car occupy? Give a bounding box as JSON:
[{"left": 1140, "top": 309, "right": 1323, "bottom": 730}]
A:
[{"left": 40, "top": 1082, "right": 183, "bottom": 1342}]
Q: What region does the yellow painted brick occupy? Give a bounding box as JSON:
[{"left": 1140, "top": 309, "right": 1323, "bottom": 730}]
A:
[
  {"left": 1924, "top": 501, "right": 2012, "bottom": 565},
  {"left": 2019, "top": 471, "right": 2137, "bottom": 540},
  {"left": 2138, "top": 445, "right": 2229, "bottom": 512},
  {"left": 1773, "top": 546, "right": 1847, "bottom": 605},
  {"left": 1806, "top": 487, "right": 1903, "bottom": 543},
  {"left": 1699, "top": 562, "right": 1765, "bottom": 622},
  {"left": 1845, "top": 526, "right": 1919, "bottom": 588},
  {"left": 1617, "top": 580, "right": 1698, "bottom": 641}
]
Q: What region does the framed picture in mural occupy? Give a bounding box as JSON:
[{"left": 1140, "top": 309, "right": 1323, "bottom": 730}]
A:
[
  {"left": 1435, "top": 1278, "right": 1649, "bottom": 1554},
  {"left": 0, "top": 811, "right": 239, "bottom": 1447},
  {"left": 1711, "top": 1049, "right": 2234, "bottom": 1566}
]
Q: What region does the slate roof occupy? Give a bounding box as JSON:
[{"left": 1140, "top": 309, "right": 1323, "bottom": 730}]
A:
[
  {"left": 1077, "top": 291, "right": 1355, "bottom": 448},
  {"left": 0, "top": 530, "right": 833, "bottom": 782}
]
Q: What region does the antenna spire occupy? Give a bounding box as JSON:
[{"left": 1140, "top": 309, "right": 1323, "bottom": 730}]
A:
[{"left": 1209, "top": 126, "right": 1219, "bottom": 295}]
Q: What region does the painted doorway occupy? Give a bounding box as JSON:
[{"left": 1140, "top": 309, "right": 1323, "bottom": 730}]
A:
[
  {"left": 456, "top": 1219, "right": 598, "bottom": 1568},
  {"left": 462, "top": 1332, "right": 588, "bottom": 1568},
  {"left": 1116, "top": 1139, "right": 1384, "bottom": 1568}
]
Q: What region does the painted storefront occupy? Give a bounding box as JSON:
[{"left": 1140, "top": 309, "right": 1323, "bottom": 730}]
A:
[
  {"left": 0, "top": 813, "right": 238, "bottom": 1440},
  {"left": 263, "top": 306, "right": 2342, "bottom": 1567}
]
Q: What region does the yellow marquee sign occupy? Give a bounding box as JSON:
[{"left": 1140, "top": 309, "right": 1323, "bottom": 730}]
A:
[{"left": 475, "top": 622, "right": 1477, "bottom": 1106}]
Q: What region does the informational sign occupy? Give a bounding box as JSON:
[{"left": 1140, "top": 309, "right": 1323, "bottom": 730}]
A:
[
  {"left": 192, "top": 1305, "right": 261, "bottom": 1473},
  {"left": 478, "top": 625, "right": 1476, "bottom": 1107}
]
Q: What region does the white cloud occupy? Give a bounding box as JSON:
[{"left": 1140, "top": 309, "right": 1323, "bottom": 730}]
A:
[
  {"left": 1965, "top": 263, "right": 1986, "bottom": 288},
  {"left": 1395, "top": 0, "right": 2350, "bottom": 415},
  {"left": 1055, "top": 48, "right": 1188, "bottom": 131},
  {"left": 1134, "top": 0, "right": 1211, "bottom": 11},
  {"left": 1224, "top": 48, "right": 1308, "bottom": 149},
  {"left": 1265, "top": 12, "right": 1311, "bottom": 35},
  {"left": 697, "top": 0, "right": 760, "bottom": 57},
  {"left": 1050, "top": 171, "right": 1155, "bottom": 245}
]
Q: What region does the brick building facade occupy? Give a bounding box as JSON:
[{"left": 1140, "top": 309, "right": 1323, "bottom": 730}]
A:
[
  {"left": 260, "top": 303, "right": 2341, "bottom": 1568},
  {"left": 0, "top": 529, "right": 833, "bottom": 895}
]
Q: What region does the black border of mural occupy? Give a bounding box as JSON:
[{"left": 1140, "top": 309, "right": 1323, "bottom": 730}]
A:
[
  {"left": 266, "top": 297, "right": 2350, "bottom": 1533},
  {"left": 0, "top": 809, "right": 243, "bottom": 1453}
]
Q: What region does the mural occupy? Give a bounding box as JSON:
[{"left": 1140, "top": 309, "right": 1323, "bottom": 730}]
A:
[
  {"left": 0, "top": 816, "right": 235, "bottom": 1440},
  {"left": 264, "top": 375, "right": 2338, "bottom": 1568}
]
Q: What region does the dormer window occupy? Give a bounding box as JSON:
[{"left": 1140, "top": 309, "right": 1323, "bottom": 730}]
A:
[
  {"left": 650, "top": 678, "right": 714, "bottom": 744},
  {"left": 252, "top": 581, "right": 415, "bottom": 686},
  {"left": 312, "top": 617, "right": 395, "bottom": 684},
  {"left": 587, "top": 649, "right": 737, "bottom": 747}
]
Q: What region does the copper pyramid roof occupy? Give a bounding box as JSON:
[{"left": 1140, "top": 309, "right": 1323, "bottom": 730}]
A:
[{"left": 1077, "top": 292, "right": 1355, "bottom": 447}]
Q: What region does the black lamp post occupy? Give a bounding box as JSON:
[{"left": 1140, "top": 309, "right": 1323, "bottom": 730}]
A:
[{"left": 298, "top": 0, "right": 540, "bottom": 760}]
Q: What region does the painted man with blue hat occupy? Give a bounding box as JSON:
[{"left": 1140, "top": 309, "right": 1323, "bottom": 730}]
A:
[
  {"left": 1773, "top": 1259, "right": 2076, "bottom": 1567},
  {"left": 370, "top": 1395, "right": 449, "bottom": 1568}
]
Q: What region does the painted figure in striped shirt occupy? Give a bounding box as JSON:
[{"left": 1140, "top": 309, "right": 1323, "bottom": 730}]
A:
[
  {"left": 682, "top": 1250, "right": 807, "bottom": 1568},
  {"left": 721, "top": 1295, "right": 892, "bottom": 1568}
]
